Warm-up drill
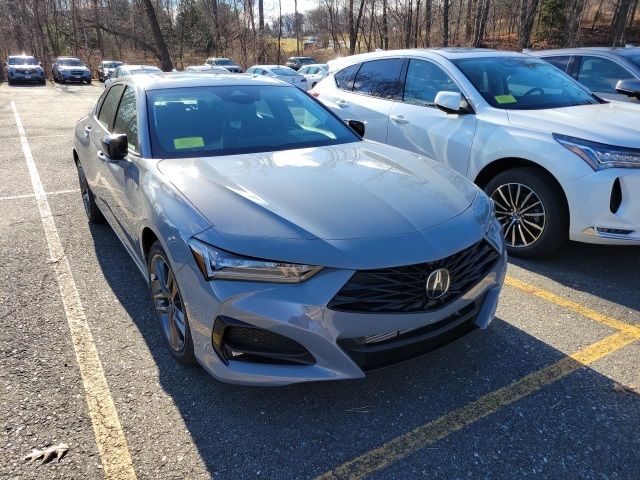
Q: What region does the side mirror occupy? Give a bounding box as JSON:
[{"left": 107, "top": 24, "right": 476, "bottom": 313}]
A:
[
  {"left": 100, "top": 134, "right": 128, "bottom": 160},
  {"left": 2, "top": 61, "right": 7, "bottom": 67},
  {"left": 615, "top": 79, "right": 640, "bottom": 99},
  {"left": 435, "top": 91, "right": 468, "bottom": 114},
  {"left": 346, "top": 119, "right": 366, "bottom": 137}
]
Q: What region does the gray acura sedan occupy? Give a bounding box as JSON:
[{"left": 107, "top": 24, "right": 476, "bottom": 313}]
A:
[{"left": 73, "top": 73, "right": 506, "bottom": 385}]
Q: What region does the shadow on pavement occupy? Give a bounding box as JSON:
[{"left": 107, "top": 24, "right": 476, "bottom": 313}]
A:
[
  {"left": 88, "top": 223, "right": 639, "bottom": 478},
  {"left": 510, "top": 241, "right": 640, "bottom": 312}
]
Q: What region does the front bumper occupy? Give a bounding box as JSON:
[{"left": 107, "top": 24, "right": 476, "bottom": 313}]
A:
[
  {"left": 8, "top": 69, "right": 44, "bottom": 83},
  {"left": 177, "top": 243, "right": 507, "bottom": 386},
  {"left": 563, "top": 168, "right": 640, "bottom": 244},
  {"left": 59, "top": 70, "right": 91, "bottom": 82}
]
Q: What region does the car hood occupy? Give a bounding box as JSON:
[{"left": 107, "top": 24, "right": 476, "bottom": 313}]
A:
[
  {"left": 158, "top": 142, "right": 477, "bottom": 242},
  {"left": 506, "top": 102, "right": 640, "bottom": 148},
  {"left": 59, "top": 65, "right": 88, "bottom": 70}
]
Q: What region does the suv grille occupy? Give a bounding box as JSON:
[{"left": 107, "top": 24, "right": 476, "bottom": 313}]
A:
[{"left": 328, "top": 240, "right": 500, "bottom": 314}]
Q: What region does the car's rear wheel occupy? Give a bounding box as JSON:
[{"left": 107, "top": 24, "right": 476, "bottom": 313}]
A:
[
  {"left": 76, "top": 162, "right": 104, "bottom": 223},
  {"left": 148, "top": 242, "right": 196, "bottom": 365},
  {"left": 484, "top": 167, "right": 568, "bottom": 258}
]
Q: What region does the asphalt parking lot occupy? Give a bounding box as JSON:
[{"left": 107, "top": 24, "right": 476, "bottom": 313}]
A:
[{"left": 0, "top": 82, "right": 639, "bottom": 480}]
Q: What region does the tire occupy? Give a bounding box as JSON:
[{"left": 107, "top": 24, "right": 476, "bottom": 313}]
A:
[
  {"left": 484, "top": 167, "right": 568, "bottom": 258},
  {"left": 147, "top": 241, "right": 196, "bottom": 365},
  {"left": 76, "top": 161, "right": 104, "bottom": 223},
  {"left": 40, "top": 78, "right": 46, "bottom": 85},
  {"left": 8, "top": 78, "right": 14, "bottom": 86}
]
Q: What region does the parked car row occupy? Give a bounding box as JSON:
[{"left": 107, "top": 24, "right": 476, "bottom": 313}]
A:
[{"left": 10, "top": 45, "right": 640, "bottom": 386}]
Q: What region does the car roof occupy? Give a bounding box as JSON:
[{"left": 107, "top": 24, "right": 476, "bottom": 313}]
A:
[
  {"left": 8, "top": 55, "right": 36, "bottom": 59},
  {"left": 251, "top": 65, "right": 292, "bottom": 69},
  {"left": 57, "top": 56, "right": 82, "bottom": 60},
  {"left": 120, "top": 64, "right": 160, "bottom": 70},
  {"left": 327, "top": 48, "right": 527, "bottom": 69},
  {"left": 101, "top": 60, "right": 122, "bottom": 63},
  {"left": 113, "top": 72, "right": 288, "bottom": 90},
  {"left": 529, "top": 47, "right": 640, "bottom": 57},
  {"left": 301, "top": 63, "right": 327, "bottom": 68}
]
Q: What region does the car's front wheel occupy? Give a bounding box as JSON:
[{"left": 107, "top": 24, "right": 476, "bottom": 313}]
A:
[
  {"left": 484, "top": 167, "right": 568, "bottom": 258},
  {"left": 148, "top": 241, "right": 196, "bottom": 365},
  {"left": 76, "top": 161, "right": 104, "bottom": 223}
]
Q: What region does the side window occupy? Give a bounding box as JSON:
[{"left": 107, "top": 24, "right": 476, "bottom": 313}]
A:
[
  {"left": 334, "top": 63, "right": 360, "bottom": 91},
  {"left": 542, "top": 56, "right": 571, "bottom": 72},
  {"left": 403, "top": 59, "right": 460, "bottom": 106},
  {"left": 352, "top": 59, "right": 404, "bottom": 98},
  {"left": 97, "top": 84, "right": 125, "bottom": 130},
  {"left": 113, "top": 86, "right": 138, "bottom": 151},
  {"left": 577, "top": 56, "right": 634, "bottom": 93}
]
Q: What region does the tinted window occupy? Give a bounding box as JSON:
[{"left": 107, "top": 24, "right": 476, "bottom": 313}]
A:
[
  {"left": 334, "top": 63, "right": 360, "bottom": 91},
  {"left": 542, "top": 56, "right": 571, "bottom": 72},
  {"left": 113, "top": 86, "right": 138, "bottom": 150},
  {"left": 147, "top": 85, "right": 359, "bottom": 159},
  {"left": 8, "top": 57, "right": 37, "bottom": 65},
  {"left": 98, "top": 84, "right": 125, "bottom": 129},
  {"left": 403, "top": 59, "right": 460, "bottom": 106},
  {"left": 577, "top": 56, "right": 634, "bottom": 93},
  {"left": 352, "top": 59, "right": 403, "bottom": 98},
  {"left": 453, "top": 56, "right": 597, "bottom": 110}
]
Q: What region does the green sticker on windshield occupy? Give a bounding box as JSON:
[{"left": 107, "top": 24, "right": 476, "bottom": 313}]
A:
[
  {"left": 494, "top": 94, "right": 517, "bottom": 104},
  {"left": 174, "top": 137, "right": 204, "bottom": 149}
]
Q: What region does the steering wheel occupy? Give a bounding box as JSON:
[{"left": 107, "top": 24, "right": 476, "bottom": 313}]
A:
[{"left": 523, "top": 87, "right": 544, "bottom": 96}]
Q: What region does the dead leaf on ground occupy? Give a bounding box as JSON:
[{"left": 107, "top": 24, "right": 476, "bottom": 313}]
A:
[
  {"left": 23, "top": 443, "right": 69, "bottom": 464},
  {"left": 612, "top": 382, "right": 639, "bottom": 395}
]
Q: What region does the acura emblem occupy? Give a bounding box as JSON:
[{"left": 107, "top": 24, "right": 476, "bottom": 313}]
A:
[{"left": 425, "top": 268, "right": 451, "bottom": 299}]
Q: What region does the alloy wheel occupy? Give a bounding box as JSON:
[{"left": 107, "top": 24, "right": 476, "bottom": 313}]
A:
[
  {"left": 491, "top": 182, "right": 546, "bottom": 248},
  {"left": 150, "top": 254, "right": 186, "bottom": 352}
]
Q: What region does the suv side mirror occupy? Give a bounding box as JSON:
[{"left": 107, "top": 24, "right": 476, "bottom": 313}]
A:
[
  {"left": 346, "top": 119, "right": 366, "bottom": 137},
  {"left": 101, "top": 134, "right": 128, "bottom": 160},
  {"left": 435, "top": 91, "right": 470, "bottom": 114},
  {"left": 615, "top": 79, "right": 640, "bottom": 99}
]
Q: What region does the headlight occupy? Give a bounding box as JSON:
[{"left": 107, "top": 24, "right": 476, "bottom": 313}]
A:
[
  {"left": 473, "top": 191, "right": 503, "bottom": 253},
  {"left": 188, "top": 238, "right": 323, "bottom": 283},
  {"left": 554, "top": 133, "right": 640, "bottom": 170}
]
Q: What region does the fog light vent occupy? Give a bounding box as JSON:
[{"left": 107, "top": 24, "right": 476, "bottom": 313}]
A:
[{"left": 610, "top": 178, "right": 622, "bottom": 213}]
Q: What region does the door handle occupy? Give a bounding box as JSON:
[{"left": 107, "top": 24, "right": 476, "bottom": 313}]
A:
[
  {"left": 390, "top": 115, "right": 409, "bottom": 124},
  {"left": 83, "top": 125, "right": 92, "bottom": 138},
  {"left": 97, "top": 151, "right": 106, "bottom": 162},
  {"left": 335, "top": 99, "right": 348, "bottom": 107}
]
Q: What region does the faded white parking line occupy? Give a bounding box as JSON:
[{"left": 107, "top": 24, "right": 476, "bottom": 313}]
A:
[
  {"left": 0, "top": 189, "right": 80, "bottom": 202},
  {"left": 10, "top": 101, "right": 137, "bottom": 479}
]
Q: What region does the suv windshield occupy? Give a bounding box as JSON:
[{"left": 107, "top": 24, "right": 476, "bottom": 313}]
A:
[
  {"left": 8, "top": 57, "right": 37, "bottom": 66},
  {"left": 147, "top": 85, "right": 359, "bottom": 158},
  {"left": 215, "top": 59, "right": 234, "bottom": 66},
  {"left": 103, "top": 61, "right": 122, "bottom": 68},
  {"left": 452, "top": 56, "right": 598, "bottom": 110},
  {"left": 59, "top": 58, "right": 84, "bottom": 66}
]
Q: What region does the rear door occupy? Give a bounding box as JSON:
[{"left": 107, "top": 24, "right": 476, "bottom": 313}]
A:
[
  {"left": 573, "top": 55, "right": 639, "bottom": 102},
  {"left": 386, "top": 58, "right": 476, "bottom": 175},
  {"left": 321, "top": 58, "right": 404, "bottom": 142}
]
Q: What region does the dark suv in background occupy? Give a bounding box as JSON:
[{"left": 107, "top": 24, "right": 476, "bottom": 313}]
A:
[
  {"left": 530, "top": 47, "right": 640, "bottom": 103},
  {"left": 3, "top": 55, "right": 46, "bottom": 85},
  {"left": 286, "top": 56, "right": 318, "bottom": 70}
]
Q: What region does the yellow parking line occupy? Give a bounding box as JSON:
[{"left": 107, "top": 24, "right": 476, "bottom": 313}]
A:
[
  {"left": 317, "top": 330, "right": 639, "bottom": 480},
  {"left": 11, "top": 101, "right": 137, "bottom": 479},
  {"left": 504, "top": 276, "right": 640, "bottom": 336}
]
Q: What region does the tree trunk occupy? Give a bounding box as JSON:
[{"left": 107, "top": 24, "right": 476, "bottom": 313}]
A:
[
  {"left": 424, "top": 0, "right": 432, "bottom": 46},
  {"left": 518, "top": 0, "right": 540, "bottom": 49},
  {"left": 258, "top": 0, "right": 265, "bottom": 61},
  {"left": 443, "top": 0, "right": 449, "bottom": 46},
  {"left": 382, "top": 0, "right": 389, "bottom": 48},
  {"left": 141, "top": 0, "right": 173, "bottom": 70},
  {"left": 612, "top": 0, "right": 633, "bottom": 45}
]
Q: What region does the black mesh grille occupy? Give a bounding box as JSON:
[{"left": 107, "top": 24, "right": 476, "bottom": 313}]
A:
[{"left": 328, "top": 240, "right": 500, "bottom": 314}]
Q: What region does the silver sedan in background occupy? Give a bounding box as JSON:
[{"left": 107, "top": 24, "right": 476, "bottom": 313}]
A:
[
  {"left": 72, "top": 73, "right": 506, "bottom": 385},
  {"left": 245, "top": 64, "right": 310, "bottom": 90}
]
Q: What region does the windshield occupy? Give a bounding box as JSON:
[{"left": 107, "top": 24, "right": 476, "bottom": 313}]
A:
[
  {"left": 8, "top": 57, "right": 37, "bottom": 66},
  {"left": 59, "top": 58, "right": 84, "bottom": 66},
  {"left": 271, "top": 67, "right": 297, "bottom": 76},
  {"left": 103, "top": 61, "right": 122, "bottom": 68},
  {"left": 215, "top": 59, "right": 234, "bottom": 66},
  {"left": 452, "top": 56, "right": 598, "bottom": 110},
  {"left": 299, "top": 58, "right": 315, "bottom": 65},
  {"left": 147, "top": 85, "right": 359, "bottom": 158}
]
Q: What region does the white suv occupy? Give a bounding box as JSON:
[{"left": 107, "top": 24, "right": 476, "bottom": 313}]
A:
[{"left": 312, "top": 48, "right": 640, "bottom": 257}]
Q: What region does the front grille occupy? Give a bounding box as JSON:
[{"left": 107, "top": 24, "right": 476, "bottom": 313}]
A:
[
  {"left": 328, "top": 240, "right": 500, "bottom": 314},
  {"left": 71, "top": 70, "right": 84, "bottom": 75}
]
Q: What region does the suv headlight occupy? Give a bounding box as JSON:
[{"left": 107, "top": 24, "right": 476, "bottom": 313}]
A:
[
  {"left": 554, "top": 134, "right": 640, "bottom": 170},
  {"left": 188, "top": 239, "right": 322, "bottom": 283},
  {"left": 473, "top": 191, "right": 503, "bottom": 253}
]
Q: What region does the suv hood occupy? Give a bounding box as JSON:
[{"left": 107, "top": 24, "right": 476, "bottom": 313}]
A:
[
  {"left": 158, "top": 142, "right": 477, "bottom": 243},
  {"left": 507, "top": 102, "right": 640, "bottom": 148},
  {"left": 59, "top": 64, "right": 88, "bottom": 70}
]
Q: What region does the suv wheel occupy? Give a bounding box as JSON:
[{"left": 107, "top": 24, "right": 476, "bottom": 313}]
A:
[
  {"left": 484, "top": 167, "right": 568, "bottom": 258},
  {"left": 148, "top": 241, "right": 196, "bottom": 364}
]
